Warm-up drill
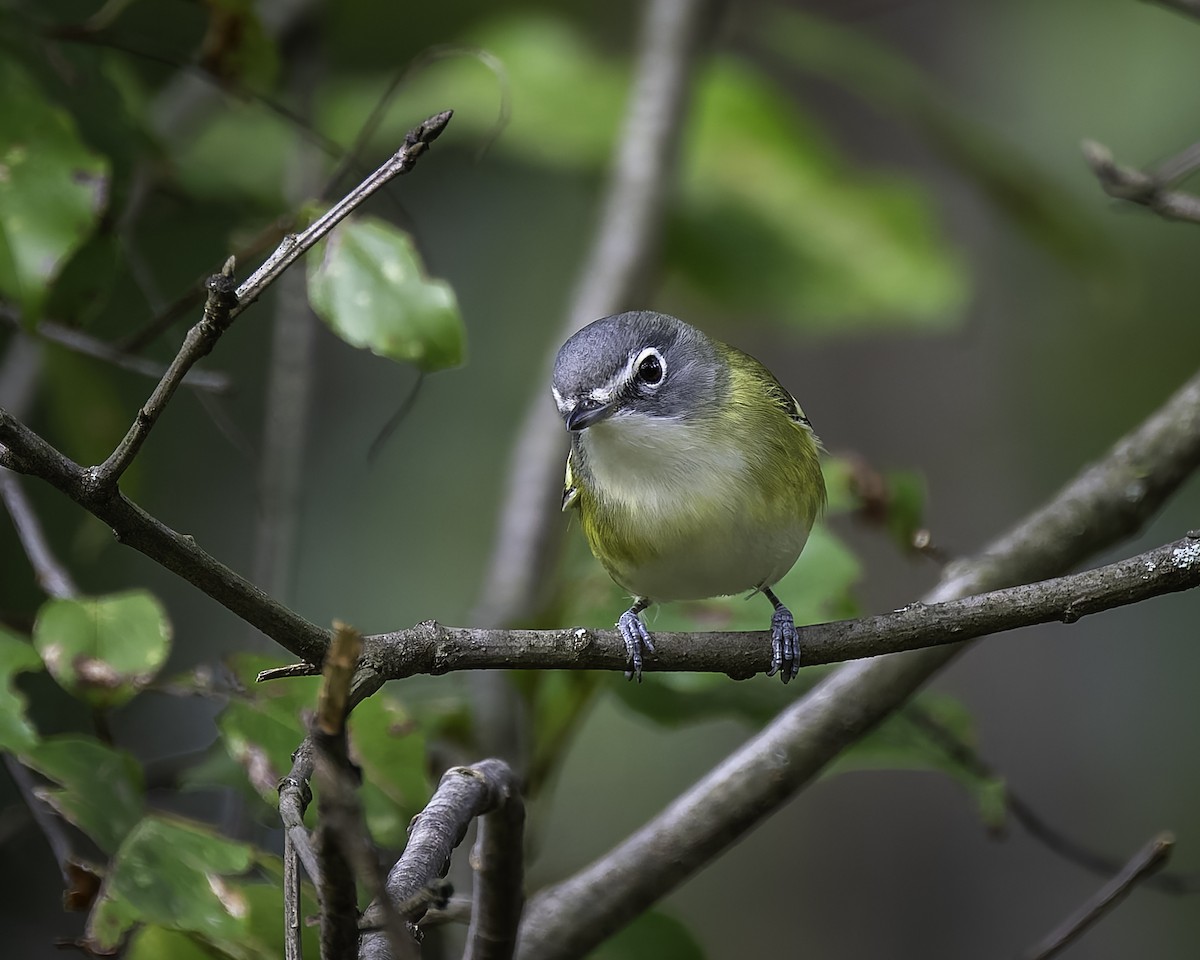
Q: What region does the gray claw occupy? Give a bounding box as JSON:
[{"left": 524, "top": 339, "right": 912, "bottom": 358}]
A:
[
  {"left": 767, "top": 605, "right": 800, "bottom": 684},
  {"left": 617, "top": 608, "right": 655, "bottom": 682}
]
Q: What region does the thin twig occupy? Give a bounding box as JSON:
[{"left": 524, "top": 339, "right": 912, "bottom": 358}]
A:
[
  {"left": 0, "top": 306, "right": 230, "bottom": 392},
  {"left": 360, "top": 759, "right": 523, "bottom": 960},
  {"left": 2, "top": 755, "right": 74, "bottom": 887},
  {"left": 279, "top": 742, "right": 323, "bottom": 888},
  {"left": 279, "top": 669, "right": 387, "bottom": 952},
  {"left": 234, "top": 110, "right": 451, "bottom": 316},
  {"left": 315, "top": 623, "right": 369, "bottom": 960},
  {"left": 418, "top": 897, "right": 473, "bottom": 927},
  {"left": 1149, "top": 141, "right": 1200, "bottom": 185},
  {"left": 0, "top": 468, "right": 78, "bottom": 599},
  {"left": 284, "top": 830, "right": 304, "bottom": 960},
  {"left": 1025, "top": 834, "right": 1174, "bottom": 960},
  {"left": 40, "top": 319, "right": 232, "bottom": 392},
  {"left": 337, "top": 533, "right": 1200, "bottom": 679},
  {"left": 89, "top": 111, "right": 452, "bottom": 496},
  {"left": 1145, "top": 0, "right": 1200, "bottom": 20},
  {"left": 514, "top": 366, "right": 1200, "bottom": 960},
  {"left": 1083, "top": 139, "right": 1200, "bottom": 223},
  {"left": 91, "top": 263, "right": 240, "bottom": 493},
  {"left": 903, "top": 704, "right": 1200, "bottom": 895}
]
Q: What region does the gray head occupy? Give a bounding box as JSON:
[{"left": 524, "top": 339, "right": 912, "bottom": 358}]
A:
[{"left": 552, "top": 311, "right": 724, "bottom": 431}]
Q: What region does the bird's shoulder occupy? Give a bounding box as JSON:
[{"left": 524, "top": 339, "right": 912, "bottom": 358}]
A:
[{"left": 721, "top": 344, "right": 815, "bottom": 431}]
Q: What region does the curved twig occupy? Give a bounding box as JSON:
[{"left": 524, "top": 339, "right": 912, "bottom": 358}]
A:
[{"left": 359, "top": 759, "right": 524, "bottom": 960}]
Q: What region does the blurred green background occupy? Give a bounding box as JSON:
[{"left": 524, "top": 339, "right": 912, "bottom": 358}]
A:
[{"left": 2, "top": 0, "right": 1199, "bottom": 957}]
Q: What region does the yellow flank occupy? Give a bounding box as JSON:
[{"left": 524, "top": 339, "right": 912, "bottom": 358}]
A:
[{"left": 563, "top": 343, "right": 825, "bottom": 602}]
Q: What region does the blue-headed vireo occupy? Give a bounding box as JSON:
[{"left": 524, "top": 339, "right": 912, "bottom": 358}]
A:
[{"left": 552, "top": 311, "right": 826, "bottom": 683}]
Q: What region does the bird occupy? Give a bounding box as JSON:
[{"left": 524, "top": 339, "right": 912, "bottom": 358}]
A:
[{"left": 552, "top": 310, "right": 826, "bottom": 682}]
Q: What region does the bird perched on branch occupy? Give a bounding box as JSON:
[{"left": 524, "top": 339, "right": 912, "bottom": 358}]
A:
[{"left": 552, "top": 311, "right": 825, "bottom": 682}]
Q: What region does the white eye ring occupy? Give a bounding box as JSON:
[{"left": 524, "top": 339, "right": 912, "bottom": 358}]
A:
[{"left": 632, "top": 347, "right": 666, "bottom": 387}]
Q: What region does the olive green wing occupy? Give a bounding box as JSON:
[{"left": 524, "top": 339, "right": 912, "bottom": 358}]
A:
[{"left": 562, "top": 452, "right": 580, "bottom": 511}]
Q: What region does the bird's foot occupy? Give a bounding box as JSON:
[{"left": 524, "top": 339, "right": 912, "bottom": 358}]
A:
[
  {"left": 617, "top": 607, "right": 655, "bottom": 682},
  {"left": 766, "top": 603, "right": 800, "bottom": 683}
]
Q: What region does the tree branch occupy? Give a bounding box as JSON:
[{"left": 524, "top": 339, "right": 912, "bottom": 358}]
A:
[
  {"left": 1025, "top": 834, "right": 1174, "bottom": 960},
  {"left": 345, "top": 533, "right": 1200, "bottom": 678},
  {"left": 513, "top": 366, "right": 1200, "bottom": 960},
  {"left": 1082, "top": 139, "right": 1200, "bottom": 224},
  {"left": 359, "top": 759, "right": 523, "bottom": 960}
]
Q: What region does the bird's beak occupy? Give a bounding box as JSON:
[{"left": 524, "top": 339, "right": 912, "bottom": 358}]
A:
[{"left": 565, "top": 398, "right": 614, "bottom": 432}]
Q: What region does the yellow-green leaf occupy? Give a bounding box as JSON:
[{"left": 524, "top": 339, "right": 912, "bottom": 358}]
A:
[
  {"left": 32, "top": 591, "right": 172, "bottom": 709},
  {"left": 0, "top": 626, "right": 43, "bottom": 753},
  {"left": 0, "top": 59, "right": 109, "bottom": 321},
  {"left": 308, "top": 214, "right": 465, "bottom": 371}
]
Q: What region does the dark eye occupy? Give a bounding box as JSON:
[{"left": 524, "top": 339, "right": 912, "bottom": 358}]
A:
[{"left": 636, "top": 351, "right": 664, "bottom": 385}]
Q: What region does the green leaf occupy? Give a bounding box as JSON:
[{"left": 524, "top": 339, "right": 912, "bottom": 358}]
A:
[
  {"left": 832, "top": 697, "right": 1008, "bottom": 831},
  {"left": 308, "top": 214, "right": 465, "bottom": 371},
  {"left": 32, "top": 591, "right": 172, "bottom": 709},
  {"left": 350, "top": 698, "right": 435, "bottom": 842},
  {"left": 210, "top": 655, "right": 431, "bottom": 847},
  {"left": 86, "top": 815, "right": 256, "bottom": 955},
  {"left": 123, "top": 872, "right": 320, "bottom": 960},
  {"left": 124, "top": 863, "right": 322, "bottom": 960},
  {"left": 759, "top": 9, "right": 1115, "bottom": 274},
  {"left": 126, "top": 926, "right": 221, "bottom": 960},
  {"left": 0, "top": 626, "right": 43, "bottom": 753},
  {"left": 23, "top": 735, "right": 145, "bottom": 853},
  {"left": 669, "top": 58, "right": 967, "bottom": 328},
  {"left": 0, "top": 59, "right": 109, "bottom": 321},
  {"left": 590, "top": 910, "right": 706, "bottom": 960}
]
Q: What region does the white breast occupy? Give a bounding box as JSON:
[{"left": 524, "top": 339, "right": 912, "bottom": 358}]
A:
[{"left": 578, "top": 412, "right": 809, "bottom": 600}]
